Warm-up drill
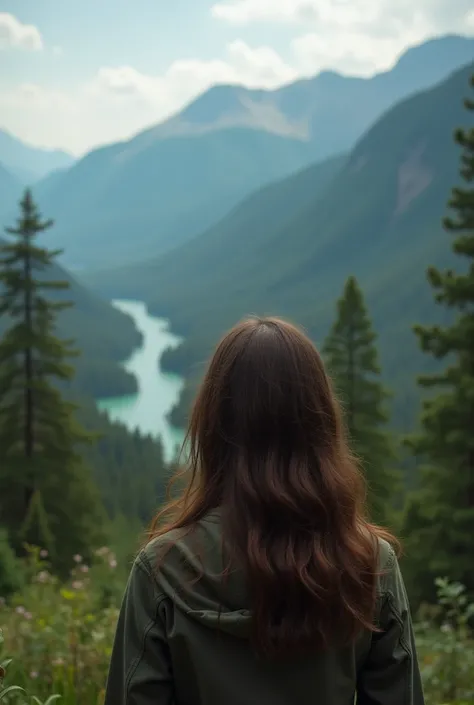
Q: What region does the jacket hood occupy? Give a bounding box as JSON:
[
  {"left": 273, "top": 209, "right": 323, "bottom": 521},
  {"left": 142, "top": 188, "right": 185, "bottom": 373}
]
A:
[{"left": 144, "top": 510, "right": 253, "bottom": 638}]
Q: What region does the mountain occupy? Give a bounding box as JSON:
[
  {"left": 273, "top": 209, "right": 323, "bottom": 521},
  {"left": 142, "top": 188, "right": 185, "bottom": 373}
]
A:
[
  {"left": 32, "top": 128, "right": 312, "bottom": 270},
  {"left": 145, "top": 35, "right": 474, "bottom": 154},
  {"left": 0, "top": 128, "right": 74, "bottom": 183},
  {"left": 12, "top": 34, "right": 471, "bottom": 272},
  {"left": 83, "top": 61, "right": 474, "bottom": 429},
  {"left": 0, "top": 162, "right": 22, "bottom": 219}
]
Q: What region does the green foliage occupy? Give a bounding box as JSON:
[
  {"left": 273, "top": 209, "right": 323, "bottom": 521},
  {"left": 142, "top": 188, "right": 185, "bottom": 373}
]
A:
[
  {"left": 0, "top": 531, "right": 24, "bottom": 598},
  {"left": 0, "top": 546, "right": 122, "bottom": 704},
  {"left": 406, "top": 73, "right": 474, "bottom": 594},
  {"left": 1, "top": 556, "right": 472, "bottom": 705},
  {"left": 416, "top": 578, "right": 474, "bottom": 704},
  {"left": 323, "top": 276, "right": 398, "bottom": 524},
  {"left": 0, "top": 191, "right": 105, "bottom": 573}
]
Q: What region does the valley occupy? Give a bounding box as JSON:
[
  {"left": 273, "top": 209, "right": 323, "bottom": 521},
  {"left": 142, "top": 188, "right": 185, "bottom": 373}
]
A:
[
  {"left": 1, "top": 28, "right": 474, "bottom": 703},
  {"left": 83, "top": 60, "right": 474, "bottom": 431},
  {"left": 96, "top": 299, "right": 185, "bottom": 463}
]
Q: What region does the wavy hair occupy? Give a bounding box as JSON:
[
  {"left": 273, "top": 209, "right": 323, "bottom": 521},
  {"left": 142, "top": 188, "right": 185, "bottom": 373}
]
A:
[{"left": 149, "top": 316, "right": 398, "bottom": 657}]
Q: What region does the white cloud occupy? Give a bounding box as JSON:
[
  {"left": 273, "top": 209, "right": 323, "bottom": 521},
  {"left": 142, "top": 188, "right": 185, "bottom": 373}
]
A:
[
  {"left": 212, "top": 0, "right": 474, "bottom": 77},
  {"left": 89, "top": 41, "right": 296, "bottom": 106},
  {"left": 0, "top": 12, "right": 43, "bottom": 51},
  {"left": 212, "top": 0, "right": 474, "bottom": 30},
  {"left": 0, "top": 40, "right": 296, "bottom": 154}
]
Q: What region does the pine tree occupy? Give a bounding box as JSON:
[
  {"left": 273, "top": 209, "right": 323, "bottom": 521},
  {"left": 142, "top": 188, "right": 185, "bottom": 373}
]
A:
[
  {"left": 406, "top": 74, "right": 474, "bottom": 592},
  {"left": 0, "top": 190, "right": 104, "bottom": 572},
  {"left": 323, "top": 276, "right": 398, "bottom": 524}
]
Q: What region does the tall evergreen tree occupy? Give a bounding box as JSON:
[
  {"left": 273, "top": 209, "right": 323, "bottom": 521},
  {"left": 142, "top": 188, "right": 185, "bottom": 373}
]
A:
[
  {"left": 0, "top": 190, "right": 104, "bottom": 572},
  {"left": 406, "top": 74, "right": 474, "bottom": 593},
  {"left": 323, "top": 276, "right": 397, "bottom": 524}
]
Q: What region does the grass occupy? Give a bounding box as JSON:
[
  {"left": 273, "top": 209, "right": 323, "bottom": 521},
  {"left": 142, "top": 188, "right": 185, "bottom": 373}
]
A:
[{"left": 0, "top": 547, "right": 473, "bottom": 704}]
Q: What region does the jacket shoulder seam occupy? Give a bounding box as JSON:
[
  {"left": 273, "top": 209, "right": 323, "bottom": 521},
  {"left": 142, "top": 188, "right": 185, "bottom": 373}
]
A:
[{"left": 124, "top": 555, "right": 168, "bottom": 695}]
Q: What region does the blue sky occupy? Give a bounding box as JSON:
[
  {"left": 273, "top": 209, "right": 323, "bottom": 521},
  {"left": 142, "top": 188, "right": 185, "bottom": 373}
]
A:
[{"left": 1, "top": 0, "right": 473, "bottom": 154}]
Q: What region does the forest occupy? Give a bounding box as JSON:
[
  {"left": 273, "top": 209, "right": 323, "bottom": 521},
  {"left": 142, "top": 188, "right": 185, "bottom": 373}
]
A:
[{"left": 0, "top": 73, "right": 473, "bottom": 704}]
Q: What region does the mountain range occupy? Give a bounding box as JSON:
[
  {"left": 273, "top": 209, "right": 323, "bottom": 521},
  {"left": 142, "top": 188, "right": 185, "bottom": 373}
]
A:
[
  {"left": 0, "top": 128, "right": 74, "bottom": 184},
  {"left": 83, "top": 59, "right": 474, "bottom": 429},
  {"left": 4, "top": 33, "right": 470, "bottom": 272}
]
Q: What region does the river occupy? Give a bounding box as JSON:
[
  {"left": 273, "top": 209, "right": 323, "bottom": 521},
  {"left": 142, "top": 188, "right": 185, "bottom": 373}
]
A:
[{"left": 96, "top": 300, "right": 185, "bottom": 463}]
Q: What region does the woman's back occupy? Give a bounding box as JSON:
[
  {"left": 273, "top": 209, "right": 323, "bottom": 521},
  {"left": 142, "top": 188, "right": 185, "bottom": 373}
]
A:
[{"left": 105, "top": 317, "right": 425, "bottom": 704}]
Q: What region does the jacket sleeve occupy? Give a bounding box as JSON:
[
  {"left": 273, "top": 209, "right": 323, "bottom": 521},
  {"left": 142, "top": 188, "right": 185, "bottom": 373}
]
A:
[
  {"left": 104, "top": 552, "right": 174, "bottom": 705},
  {"left": 357, "top": 550, "right": 425, "bottom": 705}
]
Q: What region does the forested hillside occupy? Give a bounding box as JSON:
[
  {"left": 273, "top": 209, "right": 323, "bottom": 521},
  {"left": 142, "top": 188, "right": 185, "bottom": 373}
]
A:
[{"left": 85, "top": 62, "right": 474, "bottom": 430}]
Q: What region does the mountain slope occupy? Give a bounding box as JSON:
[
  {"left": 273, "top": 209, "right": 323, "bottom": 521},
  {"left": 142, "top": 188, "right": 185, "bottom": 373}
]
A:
[
  {"left": 0, "top": 128, "right": 74, "bottom": 183},
  {"left": 10, "top": 34, "right": 471, "bottom": 273},
  {"left": 33, "top": 127, "right": 312, "bottom": 270},
  {"left": 86, "top": 61, "right": 474, "bottom": 429}
]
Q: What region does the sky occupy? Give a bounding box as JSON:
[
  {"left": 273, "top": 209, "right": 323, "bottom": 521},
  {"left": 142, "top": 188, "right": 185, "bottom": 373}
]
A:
[{"left": 1, "top": 0, "right": 473, "bottom": 156}]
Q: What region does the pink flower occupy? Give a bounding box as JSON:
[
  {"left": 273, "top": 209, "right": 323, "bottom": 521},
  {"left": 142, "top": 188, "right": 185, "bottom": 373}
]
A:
[
  {"left": 71, "top": 580, "right": 84, "bottom": 590},
  {"left": 80, "top": 564, "right": 89, "bottom": 573},
  {"left": 40, "top": 549, "right": 48, "bottom": 558},
  {"left": 73, "top": 554, "right": 82, "bottom": 563}
]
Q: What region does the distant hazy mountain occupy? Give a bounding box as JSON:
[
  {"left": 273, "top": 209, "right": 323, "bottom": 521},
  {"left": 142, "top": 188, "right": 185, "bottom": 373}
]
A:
[
  {"left": 0, "top": 128, "right": 74, "bottom": 183},
  {"left": 0, "top": 161, "right": 22, "bottom": 219},
  {"left": 84, "top": 61, "right": 474, "bottom": 428},
  {"left": 16, "top": 34, "right": 474, "bottom": 271},
  {"left": 33, "top": 127, "right": 312, "bottom": 269},
  {"left": 144, "top": 34, "right": 474, "bottom": 157}
]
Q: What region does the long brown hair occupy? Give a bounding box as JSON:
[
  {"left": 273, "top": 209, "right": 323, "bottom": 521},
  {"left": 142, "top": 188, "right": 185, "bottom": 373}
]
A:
[{"left": 149, "top": 316, "right": 397, "bottom": 657}]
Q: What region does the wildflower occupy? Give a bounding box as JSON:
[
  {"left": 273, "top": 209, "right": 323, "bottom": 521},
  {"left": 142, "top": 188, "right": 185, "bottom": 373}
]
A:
[
  {"left": 52, "top": 657, "right": 64, "bottom": 667},
  {"left": 109, "top": 558, "right": 117, "bottom": 569},
  {"left": 71, "top": 580, "right": 84, "bottom": 590},
  {"left": 73, "top": 554, "right": 83, "bottom": 563},
  {"left": 30, "top": 671, "right": 38, "bottom": 679},
  {"left": 36, "top": 570, "right": 51, "bottom": 584},
  {"left": 95, "top": 546, "right": 109, "bottom": 557},
  {"left": 15, "top": 605, "right": 25, "bottom": 615},
  {"left": 24, "top": 611, "right": 33, "bottom": 620},
  {"left": 40, "top": 549, "right": 48, "bottom": 558},
  {"left": 80, "top": 564, "right": 89, "bottom": 573}
]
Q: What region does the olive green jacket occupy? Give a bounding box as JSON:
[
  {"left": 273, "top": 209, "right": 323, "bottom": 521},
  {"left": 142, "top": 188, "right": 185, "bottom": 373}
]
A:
[{"left": 104, "top": 512, "right": 425, "bottom": 705}]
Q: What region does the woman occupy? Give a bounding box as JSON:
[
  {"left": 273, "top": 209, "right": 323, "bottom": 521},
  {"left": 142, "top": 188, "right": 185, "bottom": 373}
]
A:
[{"left": 105, "top": 316, "right": 424, "bottom": 705}]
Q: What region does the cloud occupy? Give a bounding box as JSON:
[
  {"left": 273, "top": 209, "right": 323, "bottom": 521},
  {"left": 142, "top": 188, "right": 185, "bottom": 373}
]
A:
[
  {"left": 212, "top": 0, "right": 474, "bottom": 77},
  {"left": 0, "top": 12, "right": 43, "bottom": 51},
  {"left": 0, "top": 40, "right": 296, "bottom": 154},
  {"left": 89, "top": 40, "right": 296, "bottom": 106},
  {"left": 212, "top": 0, "right": 474, "bottom": 29}
]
